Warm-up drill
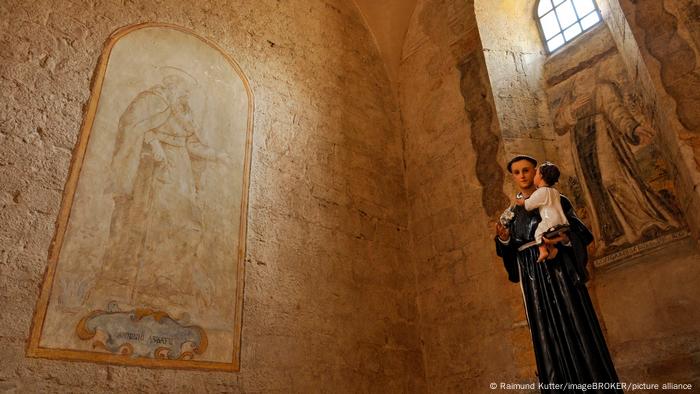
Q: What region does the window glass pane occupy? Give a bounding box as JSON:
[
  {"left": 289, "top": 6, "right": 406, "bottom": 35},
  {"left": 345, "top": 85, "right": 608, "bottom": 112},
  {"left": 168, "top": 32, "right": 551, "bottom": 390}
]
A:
[
  {"left": 547, "top": 34, "right": 565, "bottom": 52},
  {"left": 540, "top": 11, "right": 561, "bottom": 39},
  {"left": 563, "top": 23, "right": 583, "bottom": 41},
  {"left": 538, "top": 0, "right": 600, "bottom": 53},
  {"left": 555, "top": 1, "right": 578, "bottom": 29},
  {"left": 580, "top": 11, "right": 601, "bottom": 30},
  {"left": 538, "top": 0, "right": 553, "bottom": 16},
  {"left": 572, "top": 0, "right": 596, "bottom": 16}
]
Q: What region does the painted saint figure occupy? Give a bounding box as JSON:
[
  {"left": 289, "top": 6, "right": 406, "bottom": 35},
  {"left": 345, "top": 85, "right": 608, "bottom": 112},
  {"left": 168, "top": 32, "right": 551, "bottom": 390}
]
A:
[
  {"left": 495, "top": 155, "right": 621, "bottom": 393},
  {"left": 554, "top": 79, "right": 680, "bottom": 252},
  {"left": 92, "top": 72, "right": 226, "bottom": 310}
]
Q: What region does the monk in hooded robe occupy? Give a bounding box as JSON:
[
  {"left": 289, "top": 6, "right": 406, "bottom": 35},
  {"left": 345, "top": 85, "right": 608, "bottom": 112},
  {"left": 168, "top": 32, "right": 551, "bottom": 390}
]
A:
[
  {"left": 495, "top": 156, "right": 622, "bottom": 393},
  {"left": 92, "top": 74, "right": 222, "bottom": 311},
  {"left": 553, "top": 79, "right": 680, "bottom": 252}
]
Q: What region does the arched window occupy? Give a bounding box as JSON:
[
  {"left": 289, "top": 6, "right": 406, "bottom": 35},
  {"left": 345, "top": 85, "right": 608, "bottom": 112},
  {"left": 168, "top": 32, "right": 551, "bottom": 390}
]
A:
[{"left": 537, "top": 0, "right": 602, "bottom": 53}]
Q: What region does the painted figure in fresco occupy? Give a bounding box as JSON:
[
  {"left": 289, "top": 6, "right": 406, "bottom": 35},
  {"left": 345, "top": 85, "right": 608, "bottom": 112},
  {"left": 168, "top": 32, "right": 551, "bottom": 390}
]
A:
[
  {"left": 495, "top": 155, "right": 621, "bottom": 393},
  {"left": 91, "top": 71, "right": 227, "bottom": 310},
  {"left": 553, "top": 79, "right": 680, "bottom": 252},
  {"left": 515, "top": 162, "right": 569, "bottom": 262}
]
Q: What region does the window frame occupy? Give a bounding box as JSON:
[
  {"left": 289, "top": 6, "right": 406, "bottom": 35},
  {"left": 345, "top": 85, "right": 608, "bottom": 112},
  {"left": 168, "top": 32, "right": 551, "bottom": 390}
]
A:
[{"left": 535, "top": 0, "right": 603, "bottom": 55}]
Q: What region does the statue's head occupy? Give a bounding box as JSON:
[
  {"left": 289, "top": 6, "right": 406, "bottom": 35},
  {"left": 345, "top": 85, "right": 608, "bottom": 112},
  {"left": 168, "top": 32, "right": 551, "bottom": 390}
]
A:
[
  {"left": 536, "top": 161, "right": 561, "bottom": 187},
  {"left": 507, "top": 154, "right": 537, "bottom": 191}
]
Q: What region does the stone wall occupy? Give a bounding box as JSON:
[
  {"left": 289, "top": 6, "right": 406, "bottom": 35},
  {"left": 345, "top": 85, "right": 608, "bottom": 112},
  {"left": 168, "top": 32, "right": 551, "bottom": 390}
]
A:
[
  {"left": 0, "top": 0, "right": 425, "bottom": 391},
  {"left": 2, "top": 0, "right": 700, "bottom": 392},
  {"left": 398, "top": 0, "right": 700, "bottom": 391},
  {"left": 600, "top": 2, "right": 700, "bottom": 383},
  {"left": 398, "top": 0, "right": 530, "bottom": 391},
  {"left": 594, "top": 237, "right": 700, "bottom": 390},
  {"left": 475, "top": 0, "right": 559, "bottom": 167}
]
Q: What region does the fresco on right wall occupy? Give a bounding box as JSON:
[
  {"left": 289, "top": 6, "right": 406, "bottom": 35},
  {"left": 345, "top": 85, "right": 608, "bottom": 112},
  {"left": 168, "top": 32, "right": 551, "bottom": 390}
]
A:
[{"left": 544, "top": 25, "right": 687, "bottom": 267}]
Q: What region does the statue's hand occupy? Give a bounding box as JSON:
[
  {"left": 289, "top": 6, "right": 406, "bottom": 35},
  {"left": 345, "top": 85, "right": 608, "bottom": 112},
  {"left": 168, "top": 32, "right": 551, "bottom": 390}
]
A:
[
  {"left": 558, "top": 232, "right": 570, "bottom": 245},
  {"left": 495, "top": 222, "right": 510, "bottom": 241}
]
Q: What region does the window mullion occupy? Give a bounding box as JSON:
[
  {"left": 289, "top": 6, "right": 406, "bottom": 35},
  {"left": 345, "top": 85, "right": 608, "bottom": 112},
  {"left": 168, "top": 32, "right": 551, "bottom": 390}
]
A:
[
  {"left": 537, "top": 0, "right": 602, "bottom": 53},
  {"left": 571, "top": 0, "right": 582, "bottom": 21},
  {"left": 553, "top": 8, "right": 564, "bottom": 32},
  {"left": 569, "top": 0, "right": 584, "bottom": 40}
]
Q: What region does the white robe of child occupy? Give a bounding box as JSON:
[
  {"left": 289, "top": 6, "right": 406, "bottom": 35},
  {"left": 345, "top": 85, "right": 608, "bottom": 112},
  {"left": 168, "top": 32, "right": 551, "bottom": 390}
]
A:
[{"left": 524, "top": 186, "right": 569, "bottom": 243}]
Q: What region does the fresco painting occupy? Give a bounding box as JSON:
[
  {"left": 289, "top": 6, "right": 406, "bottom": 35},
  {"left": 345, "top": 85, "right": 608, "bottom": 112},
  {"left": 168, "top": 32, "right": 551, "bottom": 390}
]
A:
[{"left": 28, "top": 24, "right": 252, "bottom": 371}]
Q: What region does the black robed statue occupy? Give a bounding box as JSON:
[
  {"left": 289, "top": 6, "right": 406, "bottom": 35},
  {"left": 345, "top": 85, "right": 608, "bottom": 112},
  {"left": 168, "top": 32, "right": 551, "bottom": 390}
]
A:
[{"left": 494, "top": 155, "right": 622, "bottom": 393}]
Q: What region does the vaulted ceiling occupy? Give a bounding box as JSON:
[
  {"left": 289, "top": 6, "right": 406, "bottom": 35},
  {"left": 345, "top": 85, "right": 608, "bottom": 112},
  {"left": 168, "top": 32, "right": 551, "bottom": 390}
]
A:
[{"left": 352, "top": 0, "right": 418, "bottom": 87}]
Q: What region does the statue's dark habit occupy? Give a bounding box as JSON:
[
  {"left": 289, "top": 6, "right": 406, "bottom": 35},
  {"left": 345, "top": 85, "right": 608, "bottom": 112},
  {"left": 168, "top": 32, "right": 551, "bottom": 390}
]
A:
[{"left": 495, "top": 158, "right": 622, "bottom": 393}]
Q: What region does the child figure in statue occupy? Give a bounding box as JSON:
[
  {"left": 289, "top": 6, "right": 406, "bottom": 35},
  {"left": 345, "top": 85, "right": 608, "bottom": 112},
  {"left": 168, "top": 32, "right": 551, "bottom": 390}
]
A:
[{"left": 516, "top": 161, "right": 569, "bottom": 262}]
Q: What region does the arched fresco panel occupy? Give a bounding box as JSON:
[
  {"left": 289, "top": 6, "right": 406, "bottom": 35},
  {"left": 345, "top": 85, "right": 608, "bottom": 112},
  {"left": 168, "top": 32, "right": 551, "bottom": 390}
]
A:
[
  {"left": 544, "top": 27, "right": 687, "bottom": 267},
  {"left": 28, "top": 23, "right": 253, "bottom": 371}
]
